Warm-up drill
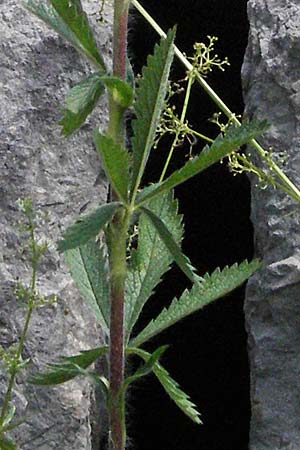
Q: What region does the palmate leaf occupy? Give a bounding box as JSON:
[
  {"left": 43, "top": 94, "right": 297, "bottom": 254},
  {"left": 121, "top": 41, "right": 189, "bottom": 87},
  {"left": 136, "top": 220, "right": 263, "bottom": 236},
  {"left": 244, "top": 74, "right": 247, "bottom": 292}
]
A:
[
  {"left": 130, "top": 28, "right": 176, "bottom": 198},
  {"left": 131, "top": 259, "right": 261, "bottom": 347},
  {"left": 136, "top": 119, "right": 269, "bottom": 206},
  {"left": 140, "top": 206, "right": 199, "bottom": 283},
  {"left": 60, "top": 73, "right": 105, "bottom": 136},
  {"left": 58, "top": 202, "right": 121, "bottom": 251},
  {"left": 128, "top": 347, "right": 201, "bottom": 424},
  {"left": 0, "top": 435, "right": 19, "bottom": 450},
  {"left": 24, "top": 1, "right": 106, "bottom": 71},
  {"left": 64, "top": 239, "right": 110, "bottom": 334},
  {"left": 29, "top": 346, "right": 107, "bottom": 385},
  {"left": 125, "top": 191, "right": 183, "bottom": 341},
  {"left": 94, "top": 132, "right": 130, "bottom": 203}
]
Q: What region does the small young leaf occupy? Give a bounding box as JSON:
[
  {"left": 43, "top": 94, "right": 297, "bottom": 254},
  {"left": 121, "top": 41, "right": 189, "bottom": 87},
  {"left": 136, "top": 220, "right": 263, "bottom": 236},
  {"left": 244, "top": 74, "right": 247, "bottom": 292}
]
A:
[
  {"left": 50, "top": 0, "right": 106, "bottom": 70},
  {"left": 24, "top": 1, "right": 106, "bottom": 71},
  {"left": 124, "top": 345, "right": 168, "bottom": 387},
  {"left": 58, "top": 202, "right": 121, "bottom": 251},
  {"left": 0, "top": 435, "right": 19, "bottom": 450},
  {"left": 125, "top": 190, "right": 183, "bottom": 341},
  {"left": 94, "top": 132, "right": 130, "bottom": 203},
  {"left": 136, "top": 120, "right": 269, "bottom": 206},
  {"left": 60, "top": 73, "right": 105, "bottom": 136},
  {"left": 100, "top": 76, "right": 134, "bottom": 109},
  {"left": 1, "top": 406, "right": 15, "bottom": 430},
  {"left": 130, "top": 28, "right": 176, "bottom": 199},
  {"left": 64, "top": 239, "right": 110, "bottom": 334},
  {"left": 29, "top": 346, "right": 107, "bottom": 385},
  {"left": 139, "top": 206, "right": 198, "bottom": 283},
  {"left": 131, "top": 259, "right": 261, "bottom": 347},
  {"left": 128, "top": 347, "right": 201, "bottom": 424}
]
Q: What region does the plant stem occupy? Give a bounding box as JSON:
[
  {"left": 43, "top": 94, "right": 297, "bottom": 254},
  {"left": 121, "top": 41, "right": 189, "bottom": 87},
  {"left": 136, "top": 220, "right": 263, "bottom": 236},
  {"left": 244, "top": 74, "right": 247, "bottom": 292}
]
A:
[
  {"left": 107, "top": 2, "right": 129, "bottom": 450},
  {"left": 132, "top": 0, "right": 300, "bottom": 203}
]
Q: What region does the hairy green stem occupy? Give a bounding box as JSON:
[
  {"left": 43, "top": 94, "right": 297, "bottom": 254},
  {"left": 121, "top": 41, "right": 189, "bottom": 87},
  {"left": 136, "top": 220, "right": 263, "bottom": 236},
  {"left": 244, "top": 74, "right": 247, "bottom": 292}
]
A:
[
  {"left": 132, "top": 0, "right": 300, "bottom": 203},
  {"left": 108, "top": 1, "right": 129, "bottom": 450}
]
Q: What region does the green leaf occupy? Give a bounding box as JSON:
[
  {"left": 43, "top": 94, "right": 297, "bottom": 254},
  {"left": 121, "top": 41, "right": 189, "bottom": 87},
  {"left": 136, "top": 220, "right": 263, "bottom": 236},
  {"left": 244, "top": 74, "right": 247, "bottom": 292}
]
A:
[
  {"left": 100, "top": 76, "right": 134, "bottom": 109},
  {"left": 139, "top": 206, "right": 198, "bottom": 283},
  {"left": 124, "top": 345, "right": 168, "bottom": 387},
  {"left": 60, "top": 73, "right": 105, "bottom": 136},
  {"left": 1, "top": 406, "right": 15, "bottom": 431},
  {"left": 128, "top": 347, "right": 201, "bottom": 424},
  {"left": 136, "top": 120, "right": 269, "bottom": 206},
  {"left": 29, "top": 346, "right": 107, "bottom": 385},
  {"left": 131, "top": 259, "right": 261, "bottom": 347},
  {"left": 24, "top": 1, "right": 106, "bottom": 71},
  {"left": 130, "top": 28, "right": 176, "bottom": 198},
  {"left": 0, "top": 436, "right": 18, "bottom": 450},
  {"left": 58, "top": 202, "right": 121, "bottom": 251},
  {"left": 125, "top": 191, "right": 183, "bottom": 341},
  {"left": 94, "top": 132, "right": 130, "bottom": 203},
  {"left": 64, "top": 239, "right": 110, "bottom": 334}
]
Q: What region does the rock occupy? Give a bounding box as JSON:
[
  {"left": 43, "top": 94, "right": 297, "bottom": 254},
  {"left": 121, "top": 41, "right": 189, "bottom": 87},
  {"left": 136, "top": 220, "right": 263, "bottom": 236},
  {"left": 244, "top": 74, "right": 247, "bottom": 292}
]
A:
[
  {"left": 0, "top": 1, "right": 113, "bottom": 449},
  {"left": 242, "top": 1, "right": 300, "bottom": 449}
]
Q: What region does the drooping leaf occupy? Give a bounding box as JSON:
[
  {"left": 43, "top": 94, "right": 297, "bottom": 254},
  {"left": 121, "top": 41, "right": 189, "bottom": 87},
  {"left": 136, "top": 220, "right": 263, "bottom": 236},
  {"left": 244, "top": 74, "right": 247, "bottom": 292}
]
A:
[
  {"left": 100, "top": 76, "right": 134, "bottom": 109},
  {"left": 64, "top": 239, "right": 110, "bottom": 333},
  {"left": 125, "top": 190, "right": 183, "bottom": 341},
  {"left": 131, "top": 259, "right": 261, "bottom": 347},
  {"left": 29, "top": 346, "right": 107, "bottom": 385},
  {"left": 136, "top": 120, "right": 269, "bottom": 206},
  {"left": 50, "top": 0, "right": 106, "bottom": 70},
  {"left": 60, "top": 73, "right": 105, "bottom": 136},
  {"left": 24, "top": 1, "right": 106, "bottom": 71},
  {"left": 124, "top": 345, "right": 168, "bottom": 387},
  {"left": 94, "top": 132, "right": 130, "bottom": 203},
  {"left": 128, "top": 347, "right": 201, "bottom": 424},
  {"left": 0, "top": 435, "right": 19, "bottom": 450},
  {"left": 139, "top": 206, "right": 199, "bottom": 283},
  {"left": 58, "top": 202, "right": 121, "bottom": 251},
  {"left": 130, "top": 28, "right": 176, "bottom": 199}
]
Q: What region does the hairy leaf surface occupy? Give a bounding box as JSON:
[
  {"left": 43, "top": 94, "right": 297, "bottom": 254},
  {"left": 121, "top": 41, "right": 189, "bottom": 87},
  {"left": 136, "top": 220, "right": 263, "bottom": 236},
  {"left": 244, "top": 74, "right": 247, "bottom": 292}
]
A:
[
  {"left": 24, "top": 1, "right": 106, "bottom": 71},
  {"left": 58, "top": 202, "right": 121, "bottom": 251},
  {"left": 94, "top": 132, "right": 130, "bottom": 203},
  {"left": 60, "top": 73, "right": 105, "bottom": 135},
  {"left": 29, "top": 346, "right": 107, "bottom": 385},
  {"left": 130, "top": 28, "right": 176, "bottom": 198},
  {"left": 128, "top": 347, "right": 201, "bottom": 424},
  {"left": 64, "top": 239, "right": 110, "bottom": 333},
  {"left": 131, "top": 259, "right": 261, "bottom": 347},
  {"left": 136, "top": 120, "right": 268, "bottom": 205},
  {"left": 125, "top": 191, "right": 183, "bottom": 341}
]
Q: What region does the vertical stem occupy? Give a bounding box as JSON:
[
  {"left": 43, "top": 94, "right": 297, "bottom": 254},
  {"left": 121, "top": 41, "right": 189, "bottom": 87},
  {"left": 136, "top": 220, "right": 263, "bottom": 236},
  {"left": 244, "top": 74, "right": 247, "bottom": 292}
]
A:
[{"left": 107, "top": 2, "right": 129, "bottom": 450}]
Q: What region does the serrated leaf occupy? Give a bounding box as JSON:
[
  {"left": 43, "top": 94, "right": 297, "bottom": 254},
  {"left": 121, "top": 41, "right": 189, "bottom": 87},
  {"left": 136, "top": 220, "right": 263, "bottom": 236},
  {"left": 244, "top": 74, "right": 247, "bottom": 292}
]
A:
[
  {"left": 64, "top": 239, "right": 110, "bottom": 334},
  {"left": 139, "top": 206, "right": 198, "bottom": 283},
  {"left": 29, "top": 346, "right": 107, "bottom": 385},
  {"left": 136, "top": 120, "right": 269, "bottom": 206},
  {"left": 24, "top": 1, "right": 106, "bottom": 71},
  {"left": 100, "top": 76, "right": 134, "bottom": 109},
  {"left": 125, "top": 190, "right": 183, "bottom": 341},
  {"left": 124, "top": 345, "right": 168, "bottom": 388},
  {"left": 130, "top": 28, "right": 176, "bottom": 198},
  {"left": 131, "top": 259, "right": 261, "bottom": 347},
  {"left": 50, "top": 0, "right": 106, "bottom": 70},
  {"left": 60, "top": 73, "right": 105, "bottom": 136},
  {"left": 94, "top": 132, "right": 130, "bottom": 203},
  {"left": 58, "top": 202, "right": 121, "bottom": 251},
  {"left": 0, "top": 436, "right": 18, "bottom": 450},
  {"left": 128, "top": 347, "right": 201, "bottom": 424}
]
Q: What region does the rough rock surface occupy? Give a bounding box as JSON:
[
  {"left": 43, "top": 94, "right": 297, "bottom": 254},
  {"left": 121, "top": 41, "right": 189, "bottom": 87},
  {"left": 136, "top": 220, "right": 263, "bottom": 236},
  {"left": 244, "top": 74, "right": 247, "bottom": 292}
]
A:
[
  {"left": 0, "top": 1, "right": 112, "bottom": 449},
  {"left": 242, "top": 1, "right": 300, "bottom": 449}
]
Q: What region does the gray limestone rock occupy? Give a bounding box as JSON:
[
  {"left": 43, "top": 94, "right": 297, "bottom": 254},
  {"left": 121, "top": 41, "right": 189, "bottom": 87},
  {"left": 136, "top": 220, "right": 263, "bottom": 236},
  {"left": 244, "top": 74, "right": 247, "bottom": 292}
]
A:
[
  {"left": 242, "top": 1, "right": 300, "bottom": 449},
  {"left": 0, "top": 1, "right": 113, "bottom": 448}
]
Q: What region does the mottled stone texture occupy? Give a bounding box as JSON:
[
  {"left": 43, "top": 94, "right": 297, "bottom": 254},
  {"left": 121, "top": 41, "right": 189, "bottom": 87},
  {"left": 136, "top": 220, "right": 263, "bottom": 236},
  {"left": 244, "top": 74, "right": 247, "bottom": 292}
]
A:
[
  {"left": 242, "top": 1, "right": 300, "bottom": 449},
  {"left": 0, "top": 1, "right": 112, "bottom": 449}
]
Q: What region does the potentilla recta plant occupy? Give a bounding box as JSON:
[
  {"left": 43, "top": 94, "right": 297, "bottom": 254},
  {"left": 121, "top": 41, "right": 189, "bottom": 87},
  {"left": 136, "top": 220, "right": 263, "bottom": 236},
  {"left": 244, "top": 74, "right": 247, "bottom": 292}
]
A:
[{"left": 1, "top": 1, "right": 298, "bottom": 449}]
